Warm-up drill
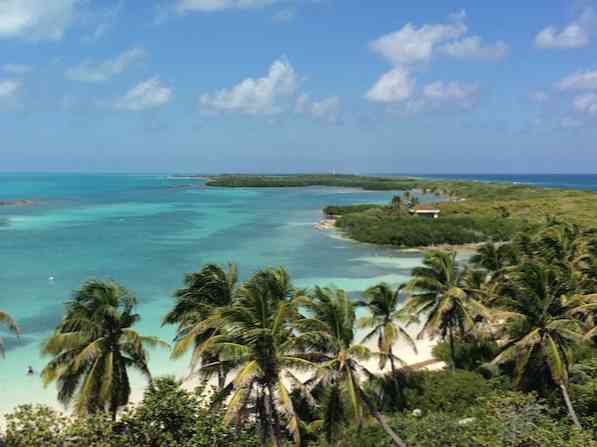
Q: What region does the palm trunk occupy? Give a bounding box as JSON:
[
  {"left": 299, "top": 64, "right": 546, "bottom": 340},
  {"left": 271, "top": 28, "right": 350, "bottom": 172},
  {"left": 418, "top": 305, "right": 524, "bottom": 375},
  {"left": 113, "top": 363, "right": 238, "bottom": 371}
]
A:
[
  {"left": 560, "top": 383, "right": 582, "bottom": 429},
  {"left": 264, "top": 385, "right": 281, "bottom": 447},
  {"left": 448, "top": 324, "right": 456, "bottom": 373},
  {"left": 358, "top": 387, "right": 409, "bottom": 447},
  {"left": 267, "top": 383, "right": 283, "bottom": 447},
  {"left": 256, "top": 389, "right": 268, "bottom": 447},
  {"left": 389, "top": 346, "right": 397, "bottom": 375}
]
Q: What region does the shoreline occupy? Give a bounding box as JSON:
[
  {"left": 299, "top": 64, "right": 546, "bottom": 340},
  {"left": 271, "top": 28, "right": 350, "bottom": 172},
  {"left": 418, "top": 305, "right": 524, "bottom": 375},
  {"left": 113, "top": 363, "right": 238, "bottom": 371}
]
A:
[{"left": 313, "top": 217, "right": 485, "bottom": 254}]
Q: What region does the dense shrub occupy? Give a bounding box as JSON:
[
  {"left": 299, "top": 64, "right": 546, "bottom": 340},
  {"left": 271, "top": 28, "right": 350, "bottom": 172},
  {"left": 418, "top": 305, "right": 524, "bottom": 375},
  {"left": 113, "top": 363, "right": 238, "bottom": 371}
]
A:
[
  {"left": 1, "top": 378, "right": 258, "bottom": 447},
  {"left": 432, "top": 338, "right": 499, "bottom": 372},
  {"left": 402, "top": 370, "right": 495, "bottom": 415},
  {"left": 313, "top": 392, "right": 597, "bottom": 447},
  {"left": 335, "top": 211, "right": 523, "bottom": 248}
]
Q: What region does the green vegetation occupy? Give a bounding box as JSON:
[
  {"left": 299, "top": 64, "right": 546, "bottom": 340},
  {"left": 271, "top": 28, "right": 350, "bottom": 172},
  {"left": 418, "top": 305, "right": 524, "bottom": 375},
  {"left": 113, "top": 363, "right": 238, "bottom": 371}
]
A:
[
  {"left": 206, "top": 174, "right": 419, "bottom": 191},
  {"left": 40, "top": 280, "right": 168, "bottom": 420},
  {"left": 2, "top": 220, "right": 597, "bottom": 446},
  {"left": 0, "top": 310, "right": 19, "bottom": 358},
  {"left": 335, "top": 211, "right": 524, "bottom": 247}
]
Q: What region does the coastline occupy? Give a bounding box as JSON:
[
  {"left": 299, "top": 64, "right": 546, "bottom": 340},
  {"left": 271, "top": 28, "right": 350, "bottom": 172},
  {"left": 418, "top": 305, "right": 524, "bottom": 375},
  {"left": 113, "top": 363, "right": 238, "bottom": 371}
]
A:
[{"left": 314, "top": 216, "right": 484, "bottom": 254}]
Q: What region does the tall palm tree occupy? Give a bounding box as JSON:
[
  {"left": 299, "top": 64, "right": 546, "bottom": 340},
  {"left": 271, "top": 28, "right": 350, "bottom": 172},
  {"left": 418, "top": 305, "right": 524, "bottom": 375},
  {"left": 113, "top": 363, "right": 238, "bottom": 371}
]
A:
[
  {"left": 164, "top": 263, "right": 238, "bottom": 389},
  {"left": 0, "top": 310, "right": 19, "bottom": 358},
  {"left": 199, "top": 267, "right": 311, "bottom": 447},
  {"left": 298, "top": 287, "right": 409, "bottom": 447},
  {"left": 491, "top": 262, "right": 597, "bottom": 429},
  {"left": 41, "top": 280, "right": 166, "bottom": 420},
  {"left": 404, "top": 251, "right": 489, "bottom": 372},
  {"left": 357, "top": 283, "right": 416, "bottom": 374}
]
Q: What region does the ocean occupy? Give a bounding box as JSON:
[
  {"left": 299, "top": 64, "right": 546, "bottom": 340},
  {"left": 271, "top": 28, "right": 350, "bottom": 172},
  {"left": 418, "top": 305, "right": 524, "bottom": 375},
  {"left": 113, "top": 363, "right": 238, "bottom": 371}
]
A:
[{"left": 0, "top": 173, "right": 595, "bottom": 414}]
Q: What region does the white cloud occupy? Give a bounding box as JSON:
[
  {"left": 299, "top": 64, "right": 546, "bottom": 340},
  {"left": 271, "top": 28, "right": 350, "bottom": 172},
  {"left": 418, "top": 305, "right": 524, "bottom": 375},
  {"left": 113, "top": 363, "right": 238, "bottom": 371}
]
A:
[
  {"left": 200, "top": 57, "right": 298, "bottom": 115},
  {"left": 0, "top": 0, "right": 78, "bottom": 41},
  {"left": 365, "top": 68, "right": 415, "bottom": 103},
  {"left": 0, "top": 79, "right": 21, "bottom": 99},
  {"left": 2, "top": 64, "right": 32, "bottom": 75},
  {"left": 422, "top": 80, "right": 479, "bottom": 108},
  {"left": 556, "top": 70, "right": 597, "bottom": 91},
  {"left": 440, "top": 36, "right": 508, "bottom": 60},
  {"left": 177, "top": 0, "right": 280, "bottom": 12},
  {"left": 114, "top": 77, "right": 172, "bottom": 111},
  {"left": 369, "top": 21, "right": 467, "bottom": 66},
  {"left": 574, "top": 93, "right": 597, "bottom": 114},
  {"left": 529, "top": 90, "right": 549, "bottom": 103},
  {"left": 296, "top": 94, "right": 341, "bottom": 124},
  {"left": 65, "top": 47, "right": 146, "bottom": 83},
  {"left": 535, "top": 8, "right": 595, "bottom": 49}
]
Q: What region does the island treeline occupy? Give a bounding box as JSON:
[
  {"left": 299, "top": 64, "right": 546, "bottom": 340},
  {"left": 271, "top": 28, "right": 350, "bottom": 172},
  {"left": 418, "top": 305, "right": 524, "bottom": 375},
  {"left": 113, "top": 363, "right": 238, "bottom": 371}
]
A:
[{"left": 1, "top": 219, "right": 597, "bottom": 447}]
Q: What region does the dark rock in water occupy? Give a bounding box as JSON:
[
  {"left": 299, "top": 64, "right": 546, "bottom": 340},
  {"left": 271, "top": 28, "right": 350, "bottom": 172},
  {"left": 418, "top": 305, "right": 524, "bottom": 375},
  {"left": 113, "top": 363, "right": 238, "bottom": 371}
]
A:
[{"left": 0, "top": 199, "right": 34, "bottom": 206}]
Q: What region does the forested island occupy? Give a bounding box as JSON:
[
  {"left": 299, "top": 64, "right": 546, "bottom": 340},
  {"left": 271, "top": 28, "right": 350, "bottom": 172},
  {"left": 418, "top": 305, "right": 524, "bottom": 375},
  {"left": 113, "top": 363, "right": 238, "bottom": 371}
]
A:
[{"left": 208, "top": 174, "right": 597, "bottom": 248}]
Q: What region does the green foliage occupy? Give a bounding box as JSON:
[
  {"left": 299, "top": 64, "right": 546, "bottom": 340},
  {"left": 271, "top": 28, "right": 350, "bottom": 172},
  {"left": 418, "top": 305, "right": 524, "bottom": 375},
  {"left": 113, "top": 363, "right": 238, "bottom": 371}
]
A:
[
  {"left": 323, "top": 204, "right": 385, "bottom": 216},
  {"left": 335, "top": 211, "right": 523, "bottom": 248},
  {"left": 402, "top": 370, "right": 495, "bottom": 415},
  {"left": 312, "top": 391, "right": 597, "bottom": 447},
  {"left": 432, "top": 338, "right": 499, "bottom": 372},
  {"left": 206, "top": 175, "right": 418, "bottom": 191},
  {"left": 2, "top": 379, "right": 259, "bottom": 447}
]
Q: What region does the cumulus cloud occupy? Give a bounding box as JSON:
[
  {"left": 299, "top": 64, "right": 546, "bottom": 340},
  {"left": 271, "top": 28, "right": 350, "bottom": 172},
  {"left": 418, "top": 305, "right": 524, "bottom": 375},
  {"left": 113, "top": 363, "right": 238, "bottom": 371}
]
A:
[
  {"left": 200, "top": 57, "right": 298, "bottom": 115},
  {"left": 177, "top": 0, "right": 280, "bottom": 12},
  {"left": 296, "top": 94, "right": 341, "bottom": 124},
  {"left": 439, "top": 36, "right": 508, "bottom": 60},
  {"left": 2, "top": 64, "right": 32, "bottom": 75},
  {"left": 574, "top": 93, "right": 597, "bottom": 114},
  {"left": 422, "top": 80, "right": 479, "bottom": 109},
  {"left": 65, "top": 47, "right": 146, "bottom": 83},
  {"left": 365, "top": 68, "right": 415, "bottom": 103},
  {"left": 535, "top": 8, "right": 595, "bottom": 49},
  {"left": 0, "top": 0, "right": 78, "bottom": 41},
  {"left": 0, "top": 79, "right": 21, "bottom": 99},
  {"left": 114, "top": 77, "right": 172, "bottom": 111},
  {"left": 369, "top": 20, "right": 467, "bottom": 66},
  {"left": 556, "top": 70, "right": 597, "bottom": 91}
]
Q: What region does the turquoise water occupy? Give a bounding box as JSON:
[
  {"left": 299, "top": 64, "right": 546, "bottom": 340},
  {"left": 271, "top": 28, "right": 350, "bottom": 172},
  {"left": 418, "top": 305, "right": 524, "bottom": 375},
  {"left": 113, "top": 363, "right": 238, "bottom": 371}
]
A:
[{"left": 0, "top": 174, "right": 423, "bottom": 413}]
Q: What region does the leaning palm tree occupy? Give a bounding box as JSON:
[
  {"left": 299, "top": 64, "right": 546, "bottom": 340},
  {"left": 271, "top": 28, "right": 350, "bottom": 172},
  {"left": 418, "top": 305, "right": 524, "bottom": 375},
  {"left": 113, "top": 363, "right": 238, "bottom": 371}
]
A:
[
  {"left": 404, "top": 251, "right": 489, "bottom": 372},
  {"left": 491, "top": 262, "right": 597, "bottom": 429},
  {"left": 298, "top": 287, "right": 409, "bottom": 447},
  {"left": 41, "top": 280, "right": 166, "bottom": 420},
  {"left": 357, "top": 283, "right": 416, "bottom": 374},
  {"left": 0, "top": 310, "right": 19, "bottom": 358},
  {"left": 165, "top": 263, "right": 238, "bottom": 389},
  {"left": 199, "top": 267, "right": 311, "bottom": 447}
]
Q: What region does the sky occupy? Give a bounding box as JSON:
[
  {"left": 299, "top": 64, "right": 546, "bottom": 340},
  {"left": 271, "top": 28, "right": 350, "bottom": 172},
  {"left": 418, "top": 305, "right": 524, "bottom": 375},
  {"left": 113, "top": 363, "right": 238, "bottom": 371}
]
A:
[{"left": 0, "top": 0, "right": 596, "bottom": 174}]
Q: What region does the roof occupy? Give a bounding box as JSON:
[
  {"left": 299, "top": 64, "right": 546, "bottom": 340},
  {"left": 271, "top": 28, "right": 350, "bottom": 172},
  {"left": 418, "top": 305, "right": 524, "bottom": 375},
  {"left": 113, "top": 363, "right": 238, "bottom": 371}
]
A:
[{"left": 413, "top": 204, "right": 441, "bottom": 212}]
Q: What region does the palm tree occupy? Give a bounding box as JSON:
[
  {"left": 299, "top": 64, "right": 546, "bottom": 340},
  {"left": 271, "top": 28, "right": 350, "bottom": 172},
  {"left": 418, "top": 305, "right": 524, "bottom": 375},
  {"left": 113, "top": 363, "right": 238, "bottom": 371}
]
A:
[
  {"left": 404, "top": 251, "right": 489, "bottom": 372},
  {"left": 0, "top": 310, "right": 19, "bottom": 358},
  {"left": 41, "top": 280, "right": 166, "bottom": 420},
  {"left": 298, "top": 287, "right": 409, "bottom": 447},
  {"left": 357, "top": 283, "right": 416, "bottom": 374},
  {"left": 199, "top": 267, "right": 311, "bottom": 447},
  {"left": 164, "top": 263, "right": 238, "bottom": 389},
  {"left": 491, "top": 262, "right": 597, "bottom": 429},
  {"left": 390, "top": 196, "right": 402, "bottom": 213}
]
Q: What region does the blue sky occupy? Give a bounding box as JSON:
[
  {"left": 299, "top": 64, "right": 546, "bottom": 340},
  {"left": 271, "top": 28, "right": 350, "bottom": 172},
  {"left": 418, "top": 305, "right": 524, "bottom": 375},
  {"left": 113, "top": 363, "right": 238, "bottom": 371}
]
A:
[{"left": 0, "top": 0, "right": 596, "bottom": 173}]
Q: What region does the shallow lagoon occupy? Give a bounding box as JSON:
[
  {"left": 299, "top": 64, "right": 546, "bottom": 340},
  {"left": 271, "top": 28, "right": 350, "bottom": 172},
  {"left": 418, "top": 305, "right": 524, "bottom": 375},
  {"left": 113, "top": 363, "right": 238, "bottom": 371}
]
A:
[{"left": 0, "top": 174, "right": 422, "bottom": 413}]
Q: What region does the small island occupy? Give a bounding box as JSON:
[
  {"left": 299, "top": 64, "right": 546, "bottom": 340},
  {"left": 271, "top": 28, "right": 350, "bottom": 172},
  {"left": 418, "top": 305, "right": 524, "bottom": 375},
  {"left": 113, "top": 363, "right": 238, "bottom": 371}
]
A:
[{"left": 207, "top": 174, "right": 597, "bottom": 249}]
